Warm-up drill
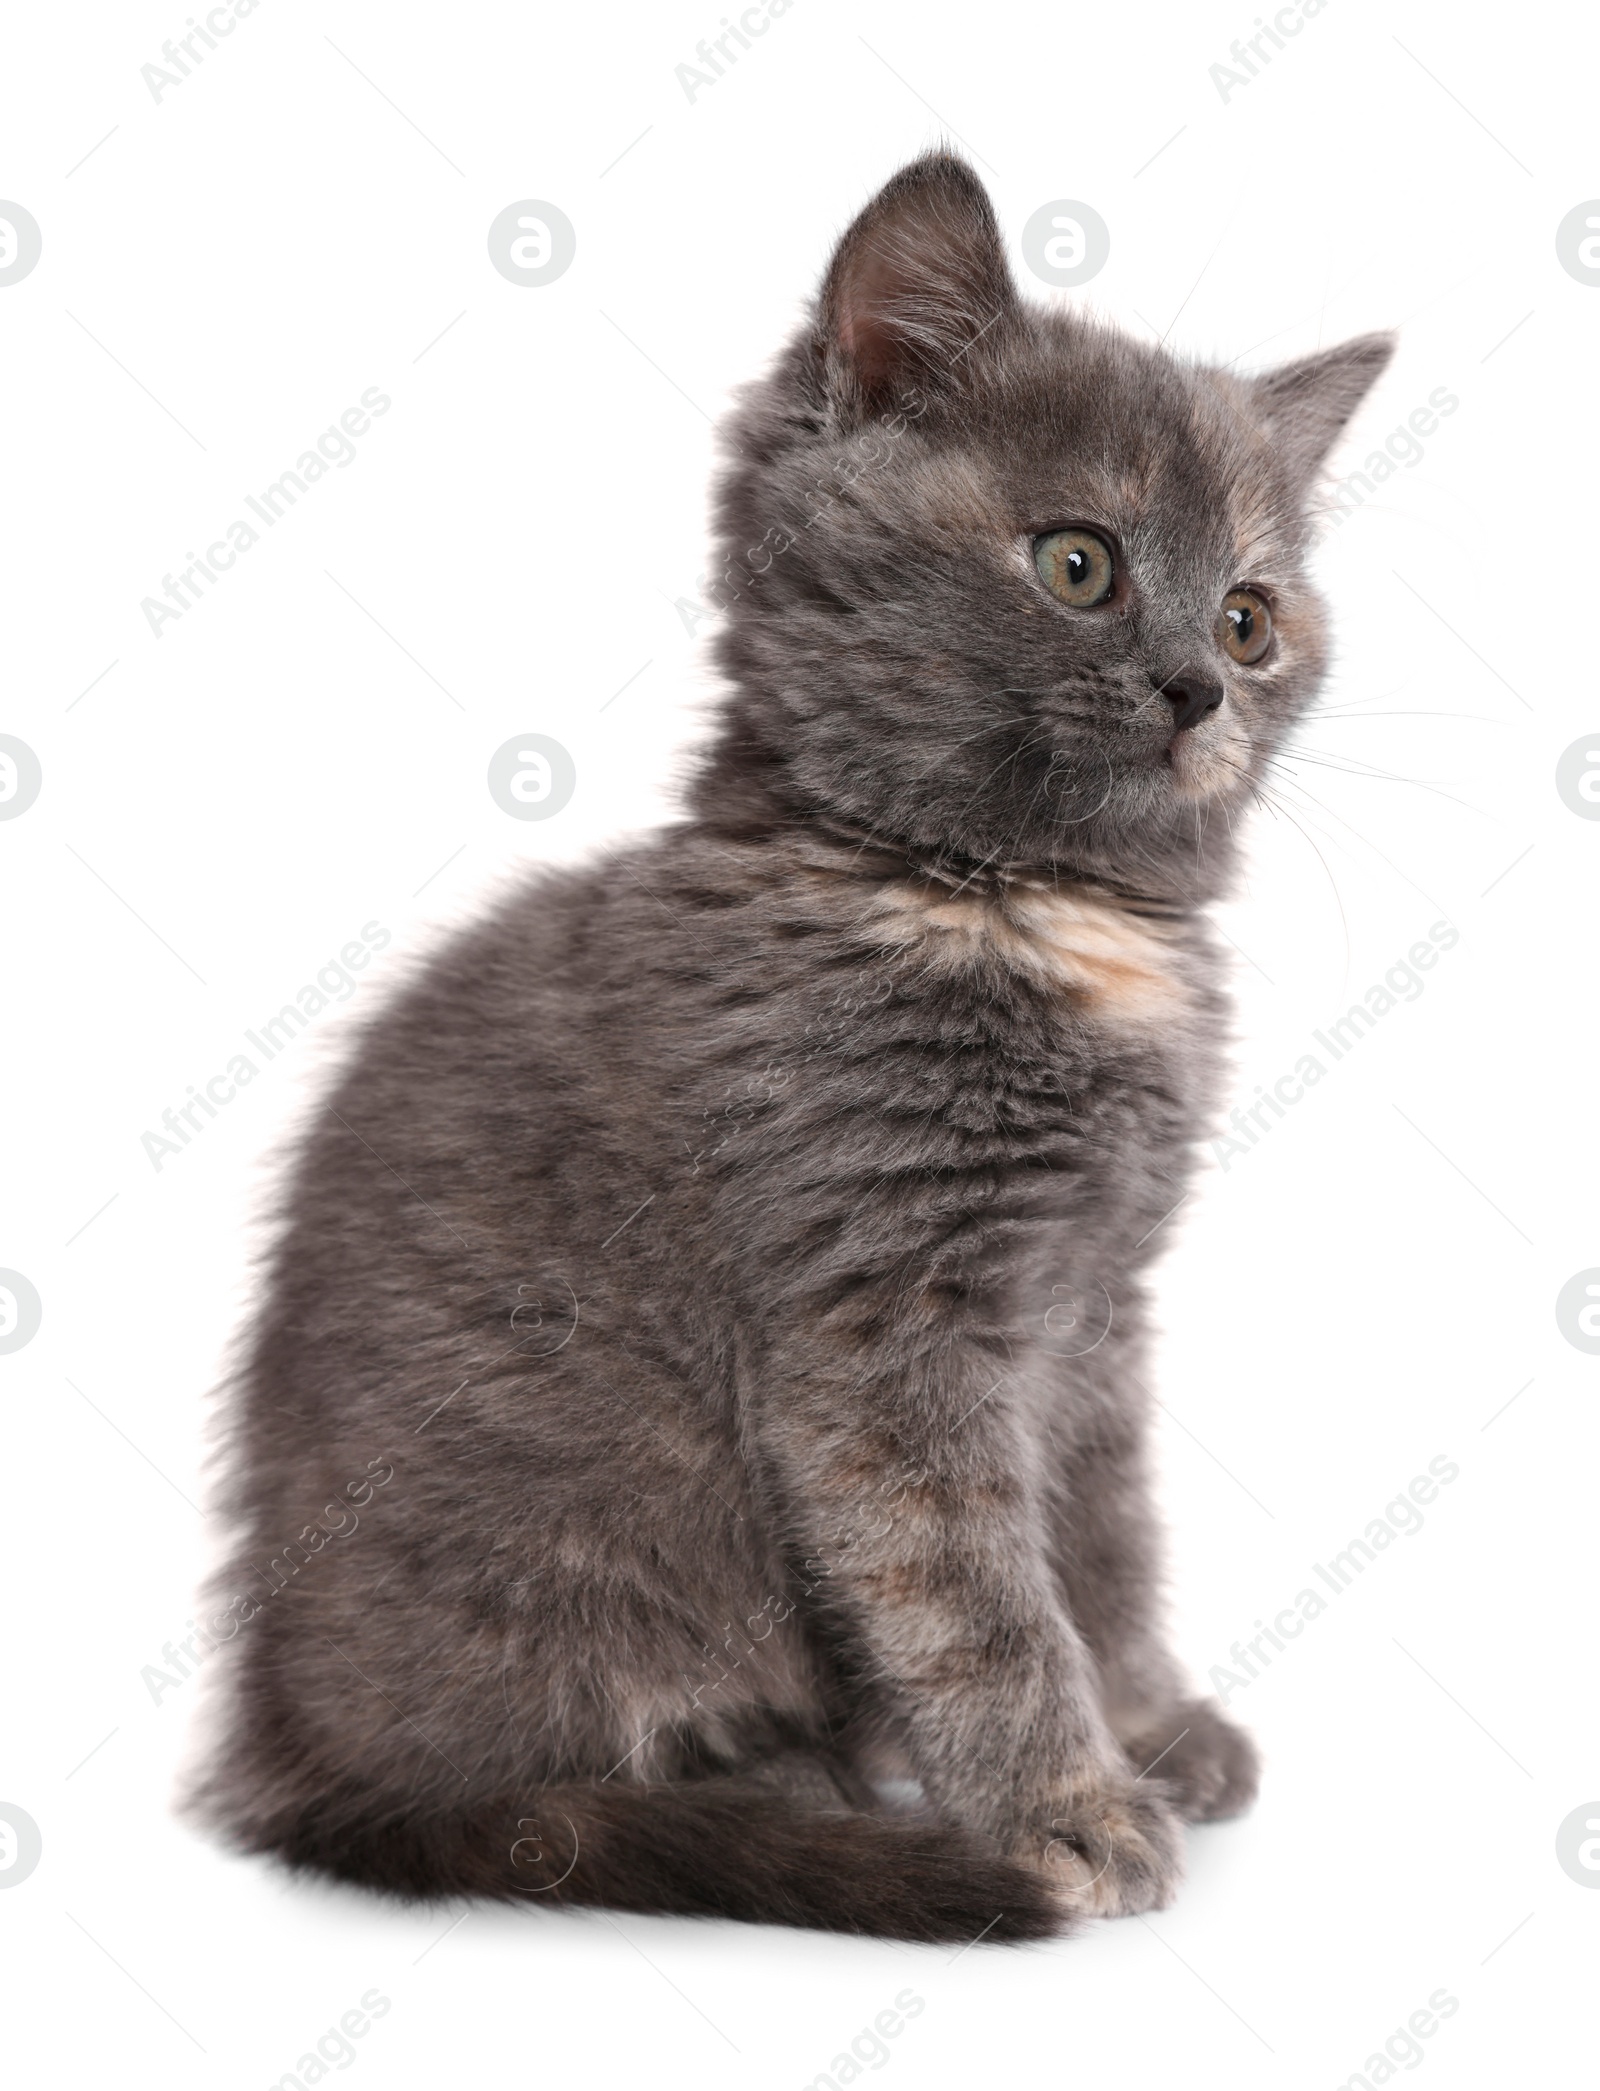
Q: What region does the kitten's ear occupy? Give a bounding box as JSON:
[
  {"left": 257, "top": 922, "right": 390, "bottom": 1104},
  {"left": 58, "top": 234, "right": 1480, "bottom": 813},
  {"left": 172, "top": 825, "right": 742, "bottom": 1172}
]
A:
[
  {"left": 1246, "top": 331, "right": 1396, "bottom": 487},
  {"left": 818, "top": 153, "right": 1020, "bottom": 414}
]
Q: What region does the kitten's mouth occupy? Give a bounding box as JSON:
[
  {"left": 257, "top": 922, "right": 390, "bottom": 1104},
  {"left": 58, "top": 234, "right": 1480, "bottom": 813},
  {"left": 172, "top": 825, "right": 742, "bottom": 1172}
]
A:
[{"left": 1163, "top": 723, "right": 1247, "bottom": 801}]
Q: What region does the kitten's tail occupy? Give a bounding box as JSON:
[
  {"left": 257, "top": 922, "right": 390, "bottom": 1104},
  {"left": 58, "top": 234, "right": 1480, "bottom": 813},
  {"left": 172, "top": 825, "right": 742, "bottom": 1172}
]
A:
[{"left": 255, "top": 1778, "right": 1066, "bottom": 1943}]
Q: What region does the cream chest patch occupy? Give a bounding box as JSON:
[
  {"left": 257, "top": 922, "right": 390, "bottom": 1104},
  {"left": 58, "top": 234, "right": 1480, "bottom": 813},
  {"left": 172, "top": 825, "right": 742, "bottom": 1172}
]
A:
[{"left": 867, "top": 879, "right": 1188, "bottom": 1027}]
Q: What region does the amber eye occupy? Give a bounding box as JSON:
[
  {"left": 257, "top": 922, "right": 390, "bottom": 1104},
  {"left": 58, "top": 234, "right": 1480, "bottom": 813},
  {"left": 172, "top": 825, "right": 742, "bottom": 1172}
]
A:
[
  {"left": 1219, "top": 588, "right": 1273, "bottom": 665},
  {"left": 1034, "top": 528, "right": 1116, "bottom": 608}
]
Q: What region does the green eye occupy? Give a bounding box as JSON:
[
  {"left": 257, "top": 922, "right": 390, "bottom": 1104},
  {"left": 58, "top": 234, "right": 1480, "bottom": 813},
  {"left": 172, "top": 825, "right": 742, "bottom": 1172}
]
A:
[
  {"left": 1034, "top": 528, "right": 1116, "bottom": 608},
  {"left": 1219, "top": 588, "right": 1272, "bottom": 665}
]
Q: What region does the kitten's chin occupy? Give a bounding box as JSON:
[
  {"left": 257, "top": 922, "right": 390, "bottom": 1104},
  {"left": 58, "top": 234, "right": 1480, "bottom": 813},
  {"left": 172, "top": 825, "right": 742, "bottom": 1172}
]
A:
[{"left": 1163, "top": 727, "right": 1251, "bottom": 805}]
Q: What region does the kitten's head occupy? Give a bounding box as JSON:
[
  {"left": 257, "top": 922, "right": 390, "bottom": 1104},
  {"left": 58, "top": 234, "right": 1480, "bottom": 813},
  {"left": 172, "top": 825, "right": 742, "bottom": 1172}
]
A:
[{"left": 702, "top": 153, "right": 1392, "bottom": 899}]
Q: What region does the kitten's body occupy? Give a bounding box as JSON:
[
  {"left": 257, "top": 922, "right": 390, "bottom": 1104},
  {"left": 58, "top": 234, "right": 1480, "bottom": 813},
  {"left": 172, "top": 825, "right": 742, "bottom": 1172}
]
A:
[{"left": 199, "top": 157, "right": 1390, "bottom": 1939}]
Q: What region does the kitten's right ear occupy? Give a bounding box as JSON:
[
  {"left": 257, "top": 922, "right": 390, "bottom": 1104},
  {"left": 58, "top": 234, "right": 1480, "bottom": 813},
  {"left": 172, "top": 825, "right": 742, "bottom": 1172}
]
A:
[
  {"left": 818, "top": 153, "right": 1020, "bottom": 417},
  {"left": 1245, "top": 331, "right": 1397, "bottom": 490}
]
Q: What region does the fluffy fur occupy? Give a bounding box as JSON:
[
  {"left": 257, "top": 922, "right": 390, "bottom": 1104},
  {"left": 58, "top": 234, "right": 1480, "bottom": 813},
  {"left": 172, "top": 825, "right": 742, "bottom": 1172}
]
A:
[{"left": 194, "top": 154, "right": 1392, "bottom": 1940}]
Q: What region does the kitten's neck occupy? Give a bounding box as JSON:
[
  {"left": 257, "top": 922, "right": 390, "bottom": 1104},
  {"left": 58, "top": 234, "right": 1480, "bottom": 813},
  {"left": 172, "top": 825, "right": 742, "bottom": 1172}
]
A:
[
  {"left": 684, "top": 722, "right": 1216, "bottom": 917},
  {"left": 785, "top": 807, "right": 1193, "bottom": 921}
]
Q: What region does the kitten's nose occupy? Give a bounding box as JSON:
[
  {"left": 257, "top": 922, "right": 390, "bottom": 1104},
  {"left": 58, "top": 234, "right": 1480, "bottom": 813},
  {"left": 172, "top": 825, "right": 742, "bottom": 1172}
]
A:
[{"left": 1158, "top": 672, "right": 1225, "bottom": 736}]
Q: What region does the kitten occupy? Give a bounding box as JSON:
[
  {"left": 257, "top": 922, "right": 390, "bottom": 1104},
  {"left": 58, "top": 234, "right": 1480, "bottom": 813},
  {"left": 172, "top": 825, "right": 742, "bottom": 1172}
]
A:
[{"left": 196, "top": 154, "right": 1391, "bottom": 1941}]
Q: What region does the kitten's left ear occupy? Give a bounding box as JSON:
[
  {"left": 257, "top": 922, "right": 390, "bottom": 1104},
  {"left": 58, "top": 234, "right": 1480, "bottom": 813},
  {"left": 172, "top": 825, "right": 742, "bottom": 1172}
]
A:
[
  {"left": 818, "top": 153, "right": 1021, "bottom": 416},
  {"left": 1245, "top": 331, "right": 1396, "bottom": 487}
]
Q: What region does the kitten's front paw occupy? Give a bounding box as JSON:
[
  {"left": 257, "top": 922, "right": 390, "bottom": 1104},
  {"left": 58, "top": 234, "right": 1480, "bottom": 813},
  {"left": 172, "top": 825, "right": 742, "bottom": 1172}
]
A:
[
  {"left": 1115, "top": 1698, "right": 1260, "bottom": 1823},
  {"left": 1029, "top": 1776, "right": 1185, "bottom": 1918}
]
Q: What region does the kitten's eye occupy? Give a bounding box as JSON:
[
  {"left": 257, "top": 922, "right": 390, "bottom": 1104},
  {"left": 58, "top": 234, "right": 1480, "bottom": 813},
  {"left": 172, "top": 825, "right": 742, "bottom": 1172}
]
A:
[
  {"left": 1219, "top": 588, "right": 1273, "bottom": 665},
  {"left": 1034, "top": 528, "right": 1116, "bottom": 608}
]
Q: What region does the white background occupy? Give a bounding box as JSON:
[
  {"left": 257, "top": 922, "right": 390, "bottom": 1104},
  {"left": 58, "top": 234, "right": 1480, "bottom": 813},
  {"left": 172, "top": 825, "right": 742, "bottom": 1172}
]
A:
[{"left": 3, "top": 1, "right": 1596, "bottom": 2084}]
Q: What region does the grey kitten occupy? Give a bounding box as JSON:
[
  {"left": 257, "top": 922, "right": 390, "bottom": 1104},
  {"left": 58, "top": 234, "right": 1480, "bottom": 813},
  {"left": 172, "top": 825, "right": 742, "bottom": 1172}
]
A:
[{"left": 196, "top": 154, "right": 1391, "bottom": 1941}]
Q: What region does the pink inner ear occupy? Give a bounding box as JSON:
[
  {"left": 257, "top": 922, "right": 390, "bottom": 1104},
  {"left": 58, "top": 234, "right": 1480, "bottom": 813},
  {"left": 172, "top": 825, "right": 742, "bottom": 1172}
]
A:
[
  {"left": 836, "top": 243, "right": 916, "bottom": 393},
  {"left": 822, "top": 157, "right": 1018, "bottom": 403}
]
